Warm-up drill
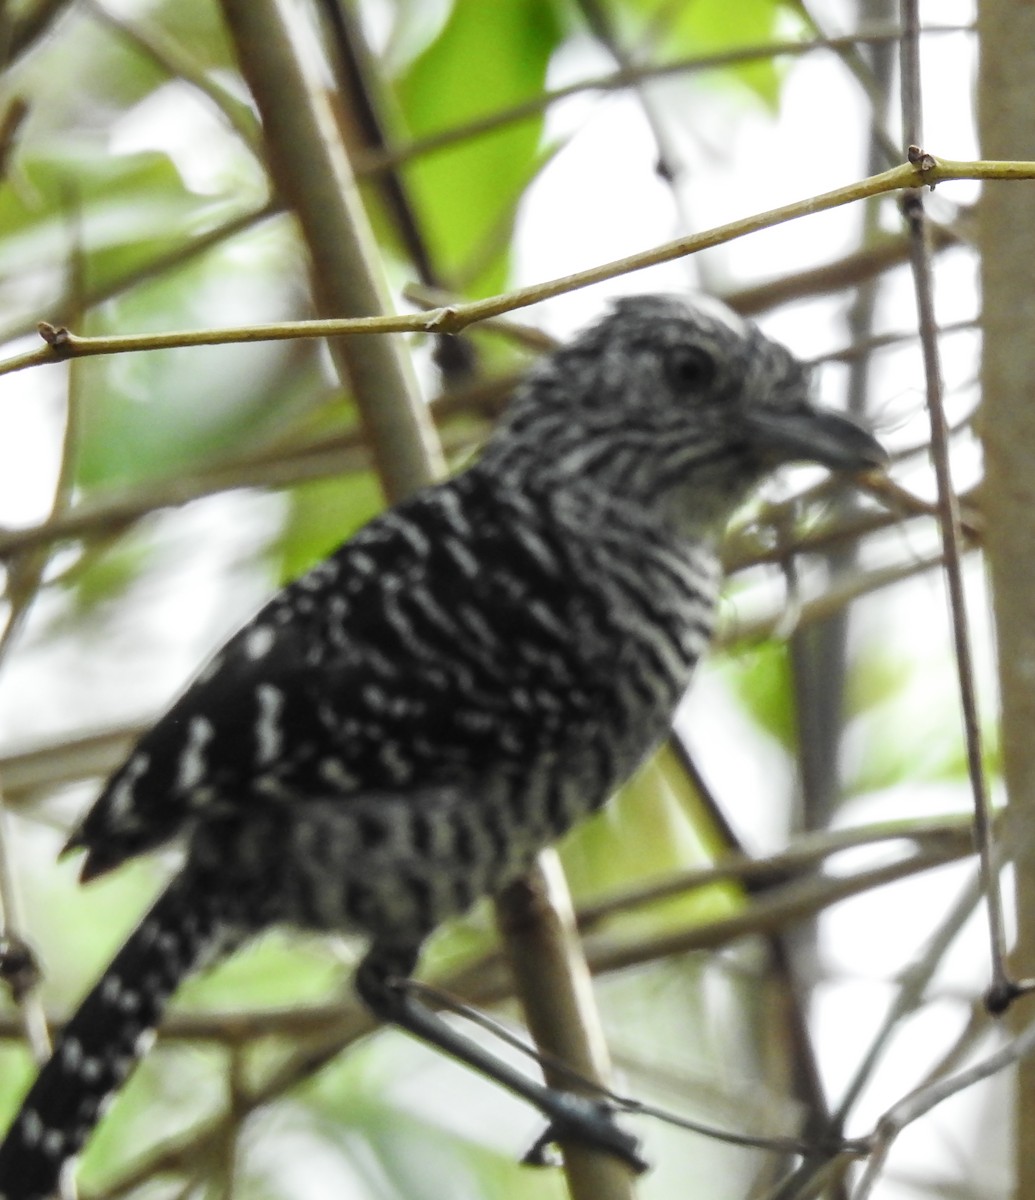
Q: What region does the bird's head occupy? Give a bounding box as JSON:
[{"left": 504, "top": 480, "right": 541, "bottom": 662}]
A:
[{"left": 485, "top": 294, "right": 887, "bottom": 533}]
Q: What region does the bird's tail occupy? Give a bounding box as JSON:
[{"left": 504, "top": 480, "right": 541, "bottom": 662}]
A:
[{"left": 0, "top": 872, "right": 241, "bottom": 1200}]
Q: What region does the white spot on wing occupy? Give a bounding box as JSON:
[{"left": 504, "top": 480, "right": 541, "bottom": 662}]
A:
[
  {"left": 136, "top": 920, "right": 161, "bottom": 950},
  {"left": 256, "top": 776, "right": 291, "bottom": 799},
  {"left": 443, "top": 535, "right": 480, "bottom": 578},
  {"left": 379, "top": 742, "right": 412, "bottom": 784},
  {"left": 255, "top": 685, "right": 284, "bottom": 766},
  {"left": 61, "top": 1037, "right": 83, "bottom": 1072},
  {"left": 118, "top": 987, "right": 142, "bottom": 1013},
  {"left": 81, "top": 1056, "right": 103, "bottom": 1083},
  {"left": 244, "top": 625, "right": 276, "bottom": 660},
  {"left": 177, "top": 716, "right": 214, "bottom": 792},
  {"left": 101, "top": 974, "right": 123, "bottom": 1003},
  {"left": 42, "top": 1129, "right": 65, "bottom": 1157},
  {"left": 21, "top": 1108, "right": 43, "bottom": 1147},
  {"left": 527, "top": 598, "right": 568, "bottom": 639},
  {"left": 107, "top": 753, "right": 150, "bottom": 820},
  {"left": 196, "top": 650, "right": 225, "bottom": 684},
  {"left": 361, "top": 683, "right": 388, "bottom": 713},
  {"left": 133, "top": 1028, "right": 157, "bottom": 1057},
  {"left": 319, "top": 758, "right": 359, "bottom": 790}
]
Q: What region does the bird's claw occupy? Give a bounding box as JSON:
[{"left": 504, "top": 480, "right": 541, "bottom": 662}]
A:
[{"left": 520, "top": 1092, "right": 648, "bottom": 1174}]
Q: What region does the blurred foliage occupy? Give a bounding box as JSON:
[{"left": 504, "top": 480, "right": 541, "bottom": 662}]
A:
[
  {"left": 394, "top": 0, "right": 565, "bottom": 296},
  {"left": 562, "top": 742, "right": 745, "bottom": 936},
  {"left": 722, "top": 638, "right": 798, "bottom": 752},
  {"left": 844, "top": 640, "right": 1002, "bottom": 794},
  {"left": 0, "top": 0, "right": 797, "bottom": 609},
  {"left": 275, "top": 469, "right": 384, "bottom": 582},
  {"left": 724, "top": 624, "right": 1004, "bottom": 798},
  {"left": 0, "top": 0, "right": 968, "bottom": 1197},
  {"left": 608, "top": 0, "right": 796, "bottom": 104}
]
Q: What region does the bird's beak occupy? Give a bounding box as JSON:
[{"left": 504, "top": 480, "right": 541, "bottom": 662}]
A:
[{"left": 746, "top": 407, "right": 888, "bottom": 472}]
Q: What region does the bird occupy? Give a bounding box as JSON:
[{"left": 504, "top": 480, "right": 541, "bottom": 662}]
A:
[{"left": 0, "top": 294, "right": 886, "bottom": 1198}]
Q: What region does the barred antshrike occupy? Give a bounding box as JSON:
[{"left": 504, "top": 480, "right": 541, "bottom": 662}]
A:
[{"left": 0, "top": 295, "right": 885, "bottom": 1197}]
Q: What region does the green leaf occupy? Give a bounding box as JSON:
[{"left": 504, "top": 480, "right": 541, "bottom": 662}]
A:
[
  {"left": 608, "top": 0, "right": 796, "bottom": 107},
  {"left": 722, "top": 638, "right": 798, "bottom": 751},
  {"left": 393, "top": 0, "right": 564, "bottom": 295},
  {"left": 150, "top": 0, "right": 239, "bottom": 73},
  {"left": 59, "top": 538, "right": 154, "bottom": 615},
  {"left": 14, "top": 11, "right": 168, "bottom": 123},
  {"left": 561, "top": 743, "right": 744, "bottom": 934},
  {"left": 70, "top": 221, "right": 328, "bottom": 495},
  {"left": 0, "top": 148, "right": 194, "bottom": 286},
  {"left": 304, "top": 1046, "right": 567, "bottom": 1200},
  {"left": 274, "top": 470, "right": 385, "bottom": 584},
  {"left": 844, "top": 648, "right": 1002, "bottom": 794}
]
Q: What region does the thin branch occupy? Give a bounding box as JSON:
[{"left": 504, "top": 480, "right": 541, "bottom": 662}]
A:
[
  {"left": 406, "top": 980, "right": 863, "bottom": 1159},
  {"left": 355, "top": 24, "right": 972, "bottom": 177},
  {"left": 56, "top": 844, "right": 971, "bottom": 1199},
  {"left": 317, "top": 0, "right": 442, "bottom": 292},
  {"left": 851, "top": 1014, "right": 1035, "bottom": 1200},
  {"left": 0, "top": 217, "right": 88, "bottom": 1073},
  {"left": 585, "top": 848, "right": 972, "bottom": 976},
  {"left": 901, "top": 148, "right": 1006, "bottom": 1001},
  {"left": 0, "top": 428, "right": 376, "bottom": 560},
  {"left": 2, "top": 155, "right": 1029, "bottom": 379},
  {"left": 578, "top": 812, "right": 976, "bottom": 929},
  {"left": 0, "top": 818, "right": 975, "bottom": 1050},
  {"left": 834, "top": 869, "right": 984, "bottom": 1123},
  {"left": 726, "top": 221, "right": 961, "bottom": 317},
  {"left": 775, "top": 869, "right": 985, "bottom": 1198},
  {"left": 5, "top": 0, "right": 75, "bottom": 67},
  {"left": 788, "top": 1, "right": 902, "bottom": 167},
  {"left": 0, "top": 202, "right": 281, "bottom": 349},
  {"left": 84, "top": 0, "right": 261, "bottom": 151},
  {"left": 723, "top": 471, "right": 983, "bottom": 575},
  {"left": 495, "top": 852, "right": 640, "bottom": 1198},
  {"left": 719, "top": 553, "right": 951, "bottom": 648},
  {"left": 220, "top": 0, "right": 443, "bottom": 502},
  {"left": 0, "top": 208, "right": 89, "bottom": 1200},
  {"left": 0, "top": 96, "right": 28, "bottom": 182},
  {"left": 0, "top": 783, "right": 50, "bottom": 1063},
  {"left": 814, "top": 314, "right": 978, "bottom": 367},
  {"left": 574, "top": 0, "right": 692, "bottom": 231}
]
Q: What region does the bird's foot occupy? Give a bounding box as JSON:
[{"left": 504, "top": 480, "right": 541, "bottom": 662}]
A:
[{"left": 521, "top": 1090, "right": 648, "bottom": 1174}]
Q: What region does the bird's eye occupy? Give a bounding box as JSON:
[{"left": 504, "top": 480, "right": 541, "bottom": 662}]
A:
[{"left": 666, "top": 345, "right": 716, "bottom": 390}]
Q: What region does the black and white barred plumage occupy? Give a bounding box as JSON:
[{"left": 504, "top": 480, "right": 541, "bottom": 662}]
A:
[{"left": 0, "top": 295, "right": 885, "bottom": 1197}]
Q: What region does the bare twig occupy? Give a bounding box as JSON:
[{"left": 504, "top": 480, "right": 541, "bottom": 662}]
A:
[
  {"left": 851, "top": 1013, "right": 1035, "bottom": 1199},
  {"left": 355, "top": 24, "right": 972, "bottom": 177},
  {"left": 578, "top": 812, "right": 975, "bottom": 929},
  {"left": 44, "top": 842, "right": 971, "bottom": 1199},
  {"left": 585, "top": 848, "right": 971, "bottom": 975},
  {"left": 900, "top": 57, "right": 1006, "bottom": 1006},
  {"left": 835, "top": 869, "right": 984, "bottom": 1122},
  {"left": 727, "top": 221, "right": 961, "bottom": 317},
  {"left": 0, "top": 204, "right": 91, "bottom": 1200},
  {"left": 495, "top": 853, "right": 640, "bottom": 1198},
  {"left": 775, "top": 870, "right": 985, "bottom": 1197},
  {"left": 84, "top": 0, "right": 260, "bottom": 150},
  {"left": 719, "top": 553, "right": 950, "bottom": 648},
  {"left": 5, "top": 0, "right": 76, "bottom": 67},
  {"left": 3, "top": 156, "right": 1031, "bottom": 380},
  {"left": 787, "top": 1, "right": 901, "bottom": 167}
]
